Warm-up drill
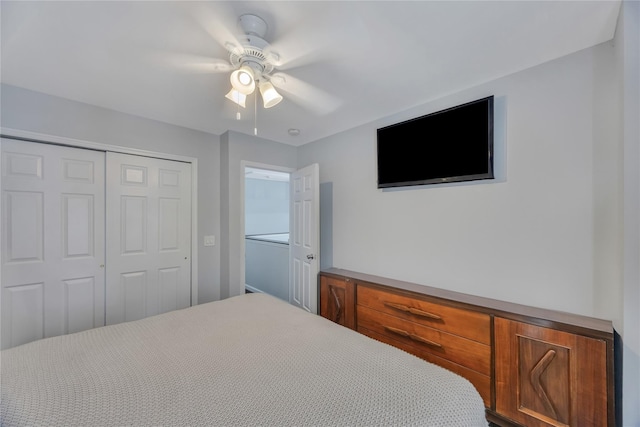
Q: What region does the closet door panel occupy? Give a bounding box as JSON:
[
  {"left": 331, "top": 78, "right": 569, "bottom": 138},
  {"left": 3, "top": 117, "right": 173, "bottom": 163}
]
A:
[
  {"left": 62, "top": 194, "right": 95, "bottom": 258},
  {"left": 106, "top": 152, "right": 191, "bottom": 325},
  {"left": 64, "top": 277, "right": 98, "bottom": 334},
  {"left": 1, "top": 139, "right": 105, "bottom": 349},
  {"left": 2, "top": 283, "right": 44, "bottom": 348}
]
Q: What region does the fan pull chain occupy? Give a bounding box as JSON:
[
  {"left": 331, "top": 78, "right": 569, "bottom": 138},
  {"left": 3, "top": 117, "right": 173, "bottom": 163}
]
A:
[{"left": 254, "top": 92, "right": 258, "bottom": 135}]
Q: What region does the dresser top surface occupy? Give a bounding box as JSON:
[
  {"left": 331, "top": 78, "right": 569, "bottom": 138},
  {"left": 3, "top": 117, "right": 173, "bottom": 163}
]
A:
[{"left": 321, "top": 268, "right": 614, "bottom": 338}]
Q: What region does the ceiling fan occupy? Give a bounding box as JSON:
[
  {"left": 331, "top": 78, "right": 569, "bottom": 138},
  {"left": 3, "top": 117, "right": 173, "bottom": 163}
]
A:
[
  {"left": 158, "top": 4, "right": 371, "bottom": 132},
  {"left": 186, "top": 7, "right": 352, "bottom": 123},
  {"left": 223, "top": 14, "right": 283, "bottom": 111}
]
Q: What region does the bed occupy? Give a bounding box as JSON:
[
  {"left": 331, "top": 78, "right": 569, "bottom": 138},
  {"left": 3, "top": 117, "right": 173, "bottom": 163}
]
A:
[{"left": 0, "top": 293, "right": 487, "bottom": 426}]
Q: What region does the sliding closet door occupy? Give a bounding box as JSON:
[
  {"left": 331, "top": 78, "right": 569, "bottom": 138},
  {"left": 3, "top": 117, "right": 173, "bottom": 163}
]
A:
[
  {"left": 105, "top": 152, "right": 191, "bottom": 325},
  {"left": 1, "top": 139, "right": 105, "bottom": 349}
]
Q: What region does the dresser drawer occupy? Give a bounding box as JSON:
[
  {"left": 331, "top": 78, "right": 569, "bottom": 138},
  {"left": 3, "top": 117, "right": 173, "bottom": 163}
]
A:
[
  {"left": 357, "top": 285, "right": 491, "bottom": 344},
  {"left": 357, "top": 305, "right": 491, "bottom": 375}
]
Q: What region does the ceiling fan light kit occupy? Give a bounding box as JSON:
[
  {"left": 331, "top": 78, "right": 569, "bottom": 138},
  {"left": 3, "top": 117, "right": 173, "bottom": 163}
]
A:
[{"left": 225, "top": 14, "right": 283, "bottom": 111}]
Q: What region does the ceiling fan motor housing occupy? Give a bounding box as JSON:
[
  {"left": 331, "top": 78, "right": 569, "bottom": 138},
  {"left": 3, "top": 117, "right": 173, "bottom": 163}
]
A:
[
  {"left": 238, "top": 14, "right": 268, "bottom": 38},
  {"left": 228, "top": 14, "right": 276, "bottom": 81}
]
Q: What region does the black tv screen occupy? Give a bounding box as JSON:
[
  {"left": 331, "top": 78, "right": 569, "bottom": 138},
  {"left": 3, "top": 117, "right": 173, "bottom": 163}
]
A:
[{"left": 377, "top": 96, "right": 494, "bottom": 188}]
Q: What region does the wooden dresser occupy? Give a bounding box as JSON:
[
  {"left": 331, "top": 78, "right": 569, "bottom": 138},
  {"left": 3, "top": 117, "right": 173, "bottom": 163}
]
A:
[{"left": 319, "top": 268, "right": 617, "bottom": 427}]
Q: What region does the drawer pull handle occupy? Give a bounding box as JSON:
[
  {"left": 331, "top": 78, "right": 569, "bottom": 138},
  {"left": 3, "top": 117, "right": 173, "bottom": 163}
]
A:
[
  {"left": 383, "top": 326, "right": 442, "bottom": 348},
  {"left": 530, "top": 349, "right": 558, "bottom": 419},
  {"left": 384, "top": 302, "right": 442, "bottom": 320}
]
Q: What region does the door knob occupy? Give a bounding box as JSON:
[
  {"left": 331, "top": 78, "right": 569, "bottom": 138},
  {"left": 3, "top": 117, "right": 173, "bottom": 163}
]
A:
[{"left": 306, "top": 254, "right": 315, "bottom": 260}]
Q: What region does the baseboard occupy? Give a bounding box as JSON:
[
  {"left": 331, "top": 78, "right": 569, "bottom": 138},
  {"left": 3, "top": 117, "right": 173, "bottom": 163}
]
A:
[{"left": 245, "top": 284, "right": 264, "bottom": 294}]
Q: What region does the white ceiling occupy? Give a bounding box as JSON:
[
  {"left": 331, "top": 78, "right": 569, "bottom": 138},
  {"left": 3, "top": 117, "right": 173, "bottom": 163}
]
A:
[{"left": 0, "top": 1, "right": 621, "bottom": 146}]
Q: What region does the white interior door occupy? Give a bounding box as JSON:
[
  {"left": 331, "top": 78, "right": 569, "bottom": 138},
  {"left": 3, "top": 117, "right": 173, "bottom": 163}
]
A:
[
  {"left": 289, "top": 163, "right": 319, "bottom": 313},
  {"left": 106, "top": 152, "right": 191, "bottom": 325},
  {"left": 1, "top": 139, "right": 105, "bottom": 349}
]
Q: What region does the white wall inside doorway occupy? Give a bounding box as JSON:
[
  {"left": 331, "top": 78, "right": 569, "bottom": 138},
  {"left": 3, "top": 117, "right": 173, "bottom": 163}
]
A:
[
  {"left": 245, "top": 167, "right": 290, "bottom": 235},
  {"left": 242, "top": 164, "right": 292, "bottom": 301}
]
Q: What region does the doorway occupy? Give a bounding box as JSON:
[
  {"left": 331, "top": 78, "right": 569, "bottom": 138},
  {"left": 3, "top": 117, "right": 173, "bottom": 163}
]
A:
[
  {"left": 243, "top": 166, "right": 291, "bottom": 301},
  {"left": 240, "top": 161, "right": 320, "bottom": 313}
]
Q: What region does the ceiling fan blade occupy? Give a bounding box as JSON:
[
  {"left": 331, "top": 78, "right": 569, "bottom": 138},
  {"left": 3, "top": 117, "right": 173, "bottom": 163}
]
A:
[
  {"left": 151, "top": 52, "right": 233, "bottom": 74},
  {"left": 142, "top": 3, "right": 249, "bottom": 76},
  {"left": 271, "top": 72, "right": 342, "bottom": 116}
]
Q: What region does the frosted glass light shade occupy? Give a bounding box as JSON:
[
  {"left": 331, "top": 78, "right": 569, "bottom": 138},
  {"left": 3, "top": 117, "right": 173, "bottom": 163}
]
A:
[
  {"left": 259, "top": 81, "right": 283, "bottom": 108},
  {"left": 230, "top": 66, "right": 255, "bottom": 95},
  {"left": 225, "top": 89, "right": 246, "bottom": 107}
]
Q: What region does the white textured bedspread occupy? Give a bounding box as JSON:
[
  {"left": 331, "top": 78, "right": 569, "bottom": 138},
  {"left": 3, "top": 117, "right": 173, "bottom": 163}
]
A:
[{"left": 1, "top": 293, "right": 487, "bottom": 426}]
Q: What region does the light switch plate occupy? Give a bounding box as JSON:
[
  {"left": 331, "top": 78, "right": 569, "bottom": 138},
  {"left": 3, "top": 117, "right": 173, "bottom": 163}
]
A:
[{"left": 204, "top": 235, "right": 215, "bottom": 246}]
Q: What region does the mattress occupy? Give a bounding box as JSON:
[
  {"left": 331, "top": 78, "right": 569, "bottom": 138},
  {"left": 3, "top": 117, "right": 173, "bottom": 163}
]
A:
[{"left": 0, "top": 293, "right": 487, "bottom": 426}]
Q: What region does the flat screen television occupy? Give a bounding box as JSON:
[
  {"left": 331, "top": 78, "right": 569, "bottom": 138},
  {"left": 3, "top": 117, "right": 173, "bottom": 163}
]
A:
[{"left": 377, "top": 96, "right": 494, "bottom": 188}]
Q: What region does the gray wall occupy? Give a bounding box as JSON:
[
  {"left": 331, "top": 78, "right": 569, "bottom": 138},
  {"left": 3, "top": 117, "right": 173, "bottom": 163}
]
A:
[
  {"left": 617, "top": 1, "right": 640, "bottom": 425},
  {"left": 299, "top": 42, "right": 621, "bottom": 320},
  {"left": 219, "top": 130, "right": 297, "bottom": 299},
  {"left": 0, "top": 84, "right": 222, "bottom": 303}
]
